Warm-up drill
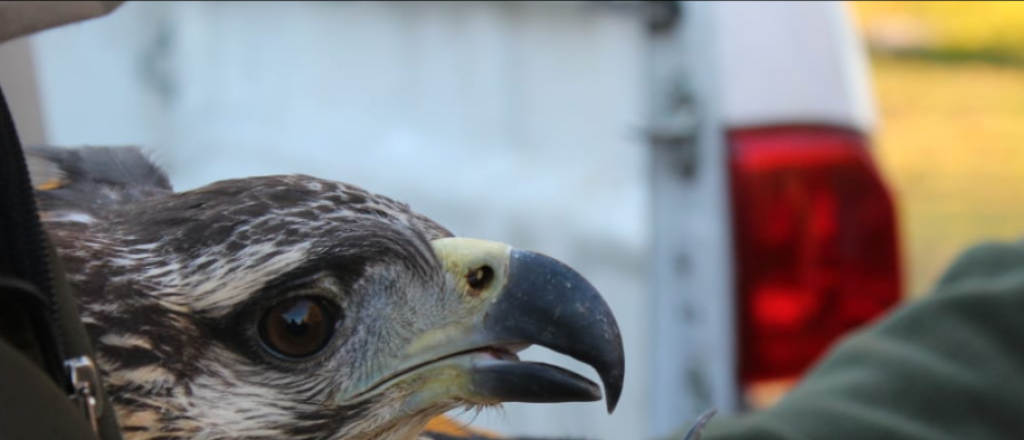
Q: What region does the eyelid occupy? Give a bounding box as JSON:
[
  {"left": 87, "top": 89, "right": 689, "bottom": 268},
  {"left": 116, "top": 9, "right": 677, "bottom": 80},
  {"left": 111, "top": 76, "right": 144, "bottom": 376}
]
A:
[
  {"left": 313, "top": 275, "right": 344, "bottom": 293},
  {"left": 249, "top": 273, "right": 346, "bottom": 312}
]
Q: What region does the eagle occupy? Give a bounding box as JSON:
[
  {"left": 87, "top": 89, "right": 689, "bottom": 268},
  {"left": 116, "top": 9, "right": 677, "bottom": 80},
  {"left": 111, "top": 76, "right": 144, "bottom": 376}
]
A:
[{"left": 26, "top": 145, "right": 626, "bottom": 440}]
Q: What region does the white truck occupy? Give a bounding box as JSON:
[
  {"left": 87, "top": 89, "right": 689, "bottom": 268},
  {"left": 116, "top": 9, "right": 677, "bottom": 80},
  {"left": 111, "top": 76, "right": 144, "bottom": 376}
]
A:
[{"left": 5, "top": 1, "right": 900, "bottom": 439}]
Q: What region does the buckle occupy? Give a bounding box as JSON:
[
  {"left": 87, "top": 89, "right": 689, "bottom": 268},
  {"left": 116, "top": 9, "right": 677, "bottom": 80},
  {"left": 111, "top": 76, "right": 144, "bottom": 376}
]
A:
[{"left": 65, "top": 355, "right": 102, "bottom": 434}]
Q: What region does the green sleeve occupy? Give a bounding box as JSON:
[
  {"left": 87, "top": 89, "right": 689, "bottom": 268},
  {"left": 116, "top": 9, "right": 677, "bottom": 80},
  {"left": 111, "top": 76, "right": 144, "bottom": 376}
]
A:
[{"left": 701, "top": 241, "right": 1024, "bottom": 440}]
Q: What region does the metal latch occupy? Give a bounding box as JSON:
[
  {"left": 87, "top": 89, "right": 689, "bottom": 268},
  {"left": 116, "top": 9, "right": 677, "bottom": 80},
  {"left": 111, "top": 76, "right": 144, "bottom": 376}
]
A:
[
  {"left": 647, "top": 78, "right": 700, "bottom": 179},
  {"left": 65, "top": 355, "right": 102, "bottom": 434}
]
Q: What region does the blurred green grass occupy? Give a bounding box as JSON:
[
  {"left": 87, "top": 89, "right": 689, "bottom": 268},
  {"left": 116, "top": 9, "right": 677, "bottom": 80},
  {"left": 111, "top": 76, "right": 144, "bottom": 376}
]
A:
[
  {"left": 871, "top": 56, "right": 1024, "bottom": 297},
  {"left": 853, "top": 1, "right": 1024, "bottom": 297},
  {"left": 855, "top": 1, "right": 1024, "bottom": 64}
]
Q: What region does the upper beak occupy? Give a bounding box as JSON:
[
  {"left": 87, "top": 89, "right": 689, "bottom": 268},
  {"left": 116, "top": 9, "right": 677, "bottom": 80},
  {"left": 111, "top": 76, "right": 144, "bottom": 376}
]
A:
[{"left": 346, "top": 238, "right": 625, "bottom": 413}]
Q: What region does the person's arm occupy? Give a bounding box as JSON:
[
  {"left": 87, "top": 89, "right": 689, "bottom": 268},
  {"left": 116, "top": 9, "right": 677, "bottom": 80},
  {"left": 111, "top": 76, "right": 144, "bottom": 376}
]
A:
[{"left": 700, "top": 241, "right": 1024, "bottom": 440}]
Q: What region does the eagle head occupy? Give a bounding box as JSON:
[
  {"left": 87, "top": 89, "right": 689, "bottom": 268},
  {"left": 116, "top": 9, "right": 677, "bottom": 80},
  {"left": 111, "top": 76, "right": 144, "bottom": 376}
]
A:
[{"left": 31, "top": 146, "right": 625, "bottom": 440}]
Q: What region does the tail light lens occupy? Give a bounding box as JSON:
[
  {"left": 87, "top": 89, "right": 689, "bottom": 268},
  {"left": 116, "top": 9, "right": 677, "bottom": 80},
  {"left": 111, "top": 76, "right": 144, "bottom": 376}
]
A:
[{"left": 729, "top": 126, "right": 902, "bottom": 392}]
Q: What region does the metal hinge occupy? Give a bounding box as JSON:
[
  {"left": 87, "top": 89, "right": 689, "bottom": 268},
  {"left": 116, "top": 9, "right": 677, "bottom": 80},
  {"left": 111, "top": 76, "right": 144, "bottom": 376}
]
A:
[
  {"left": 647, "top": 77, "right": 700, "bottom": 179},
  {"left": 65, "top": 355, "right": 102, "bottom": 434}
]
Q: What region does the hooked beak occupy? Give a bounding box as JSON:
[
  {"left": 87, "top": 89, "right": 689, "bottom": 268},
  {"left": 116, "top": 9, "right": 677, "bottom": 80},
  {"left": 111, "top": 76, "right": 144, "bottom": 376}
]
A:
[{"left": 346, "top": 238, "right": 625, "bottom": 413}]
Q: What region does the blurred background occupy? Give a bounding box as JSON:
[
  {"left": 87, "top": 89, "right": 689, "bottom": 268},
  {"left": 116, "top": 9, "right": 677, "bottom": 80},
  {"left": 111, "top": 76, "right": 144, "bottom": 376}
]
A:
[
  {"left": 854, "top": 1, "right": 1024, "bottom": 298},
  {"left": 1, "top": 1, "right": 1022, "bottom": 439}
]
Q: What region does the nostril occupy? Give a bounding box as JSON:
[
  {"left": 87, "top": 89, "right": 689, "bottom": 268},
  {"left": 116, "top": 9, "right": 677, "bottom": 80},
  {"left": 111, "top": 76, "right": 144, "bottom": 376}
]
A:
[{"left": 467, "top": 265, "right": 494, "bottom": 291}]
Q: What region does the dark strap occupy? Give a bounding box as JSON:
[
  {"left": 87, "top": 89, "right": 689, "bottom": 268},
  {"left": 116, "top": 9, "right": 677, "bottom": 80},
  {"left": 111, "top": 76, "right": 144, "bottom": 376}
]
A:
[
  {"left": 0, "top": 78, "right": 65, "bottom": 380},
  {"left": 0, "top": 79, "right": 122, "bottom": 439},
  {"left": 0, "top": 338, "right": 97, "bottom": 440},
  {"left": 0, "top": 277, "right": 59, "bottom": 376}
]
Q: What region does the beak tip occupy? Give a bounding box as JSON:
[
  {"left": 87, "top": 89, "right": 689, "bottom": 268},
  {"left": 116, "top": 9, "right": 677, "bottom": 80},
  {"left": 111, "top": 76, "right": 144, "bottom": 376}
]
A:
[
  {"left": 602, "top": 369, "right": 624, "bottom": 413},
  {"left": 607, "top": 395, "right": 619, "bottom": 414}
]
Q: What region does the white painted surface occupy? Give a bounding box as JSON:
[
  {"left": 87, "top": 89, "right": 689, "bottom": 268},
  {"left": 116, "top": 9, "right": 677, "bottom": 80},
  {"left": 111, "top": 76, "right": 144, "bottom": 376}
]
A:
[
  {"left": 712, "top": 1, "right": 875, "bottom": 132},
  {"left": 647, "top": 3, "right": 740, "bottom": 436},
  {"left": 29, "top": 2, "right": 655, "bottom": 439}
]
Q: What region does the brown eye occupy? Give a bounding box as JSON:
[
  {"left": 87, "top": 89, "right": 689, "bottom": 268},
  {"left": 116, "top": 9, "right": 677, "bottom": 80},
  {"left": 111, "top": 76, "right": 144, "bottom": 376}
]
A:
[
  {"left": 258, "top": 297, "right": 339, "bottom": 359},
  {"left": 467, "top": 265, "right": 494, "bottom": 290}
]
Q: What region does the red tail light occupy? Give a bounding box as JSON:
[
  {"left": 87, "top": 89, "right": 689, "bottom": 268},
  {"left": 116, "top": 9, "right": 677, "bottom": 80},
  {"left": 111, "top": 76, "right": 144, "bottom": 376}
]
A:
[{"left": 729, "top": 126, "right": 902, "bottom": 389}]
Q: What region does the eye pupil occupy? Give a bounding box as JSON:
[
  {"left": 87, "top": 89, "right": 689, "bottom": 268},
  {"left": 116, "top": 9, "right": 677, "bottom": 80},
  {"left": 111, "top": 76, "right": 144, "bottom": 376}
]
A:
[
  {"left": 282, "top": 301, "right": 316, "bottom": 336},
  {"left": 286, "top": 319, "right": 308, "bottom": 336},
  {"left": 467, "top": 265, "right": 494, "bottom": 290},
  {"left": 259, "top": 297, "right": 338, "bottom": 359}
]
